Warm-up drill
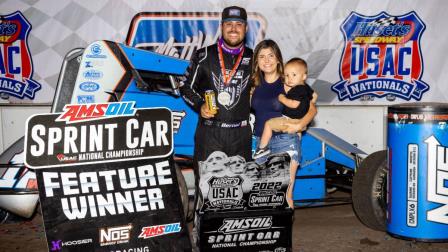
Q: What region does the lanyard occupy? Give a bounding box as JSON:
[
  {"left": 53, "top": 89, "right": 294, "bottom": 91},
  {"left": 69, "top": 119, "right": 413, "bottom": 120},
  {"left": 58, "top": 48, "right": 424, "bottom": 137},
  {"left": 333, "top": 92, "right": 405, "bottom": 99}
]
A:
[{"left": 217, "top": 43, "right": 245, "bottom": 85}]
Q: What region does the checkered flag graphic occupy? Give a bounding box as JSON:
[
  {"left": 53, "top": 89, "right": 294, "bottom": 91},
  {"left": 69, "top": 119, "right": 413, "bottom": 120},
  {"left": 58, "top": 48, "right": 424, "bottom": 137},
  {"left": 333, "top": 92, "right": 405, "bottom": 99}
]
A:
[{"left": 369, "top": 16, "right": 398, "bottom": 27}]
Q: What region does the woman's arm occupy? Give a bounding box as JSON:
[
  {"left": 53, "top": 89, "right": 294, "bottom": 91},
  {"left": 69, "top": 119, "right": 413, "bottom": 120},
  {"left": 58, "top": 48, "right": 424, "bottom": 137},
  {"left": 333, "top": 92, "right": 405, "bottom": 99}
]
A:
[{"left": 283, "top": 102, "right": 317, "bottom": 134}]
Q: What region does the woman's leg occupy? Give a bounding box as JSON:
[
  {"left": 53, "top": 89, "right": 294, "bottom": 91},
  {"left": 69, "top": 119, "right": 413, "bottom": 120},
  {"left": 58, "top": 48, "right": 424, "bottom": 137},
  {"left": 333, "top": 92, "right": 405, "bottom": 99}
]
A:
[{"left": 287, "top": 160, "right": 299, "bottom": 208}]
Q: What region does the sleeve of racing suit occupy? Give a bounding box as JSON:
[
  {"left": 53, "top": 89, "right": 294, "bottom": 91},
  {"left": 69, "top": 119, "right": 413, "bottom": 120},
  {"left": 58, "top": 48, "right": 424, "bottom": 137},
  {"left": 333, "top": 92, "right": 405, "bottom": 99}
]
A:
[{"left": 180, "top": 51, "right": 205, "bottom": 113}]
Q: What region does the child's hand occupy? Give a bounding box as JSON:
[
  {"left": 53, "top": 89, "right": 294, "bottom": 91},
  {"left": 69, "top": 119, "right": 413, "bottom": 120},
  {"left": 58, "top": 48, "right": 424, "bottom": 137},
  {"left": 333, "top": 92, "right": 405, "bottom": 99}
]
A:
[{"left": 278, "top": 94, "right": 286, "bottom": 102}]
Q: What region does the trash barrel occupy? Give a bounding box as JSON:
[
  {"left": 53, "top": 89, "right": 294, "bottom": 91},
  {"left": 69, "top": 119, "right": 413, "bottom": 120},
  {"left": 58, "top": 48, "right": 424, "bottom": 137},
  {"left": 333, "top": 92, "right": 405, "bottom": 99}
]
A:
[{"left": 387, "top": 103, "right": 448, "bottom": 241}]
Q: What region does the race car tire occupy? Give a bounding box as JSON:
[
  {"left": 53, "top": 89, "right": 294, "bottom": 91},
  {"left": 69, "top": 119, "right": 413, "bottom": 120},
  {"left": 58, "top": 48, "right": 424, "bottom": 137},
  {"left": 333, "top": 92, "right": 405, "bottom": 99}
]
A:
[
  {"left": 352, "top": 150, "right": 388, "bottom": 231},
  {"left": 175, "top": 163, "right": 189, "bottom": 221}
]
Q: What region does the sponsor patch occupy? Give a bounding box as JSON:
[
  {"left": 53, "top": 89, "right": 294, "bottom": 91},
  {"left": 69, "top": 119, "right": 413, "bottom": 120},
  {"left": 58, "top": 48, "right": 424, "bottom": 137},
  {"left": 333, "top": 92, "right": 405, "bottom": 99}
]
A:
[{"left": 138, "top": 222, "right": 181, "bottom": 239}]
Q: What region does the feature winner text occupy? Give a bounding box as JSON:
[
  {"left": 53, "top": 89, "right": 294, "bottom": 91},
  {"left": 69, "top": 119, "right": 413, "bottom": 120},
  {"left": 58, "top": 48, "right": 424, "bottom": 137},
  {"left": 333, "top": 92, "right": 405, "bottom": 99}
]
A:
[{"left": 41, "top": 161, "right": 172, "bottom": 220}]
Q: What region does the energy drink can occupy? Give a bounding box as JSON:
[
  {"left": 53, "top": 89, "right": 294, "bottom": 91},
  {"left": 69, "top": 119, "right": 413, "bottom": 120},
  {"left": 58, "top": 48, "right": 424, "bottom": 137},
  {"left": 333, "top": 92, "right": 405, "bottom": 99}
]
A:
[
  {"left": 387, "top": 103, "right": 448, "bottom": 241},
  {"left": 205, "top": 90, "right": 217, "bottom": 114}
]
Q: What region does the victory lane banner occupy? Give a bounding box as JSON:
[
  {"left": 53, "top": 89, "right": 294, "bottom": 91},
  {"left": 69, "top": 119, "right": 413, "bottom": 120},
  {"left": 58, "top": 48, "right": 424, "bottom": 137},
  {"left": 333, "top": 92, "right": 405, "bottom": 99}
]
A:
[
  {"left": 36, "top": 158, "right": 191, "bottom": 251},
  {"left": 24, "top": 102, "right": 173, "bottom": 168}
]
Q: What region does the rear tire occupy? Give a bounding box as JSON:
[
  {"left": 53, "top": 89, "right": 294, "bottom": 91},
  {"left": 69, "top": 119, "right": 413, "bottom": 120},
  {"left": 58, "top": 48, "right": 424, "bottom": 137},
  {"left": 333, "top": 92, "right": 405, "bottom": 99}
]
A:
[
  {"left": 352, "top": 150, "right": 388, "bottom": 231},
  {"left": 175, "top": 164, "right": 189, "bottom": 221}
]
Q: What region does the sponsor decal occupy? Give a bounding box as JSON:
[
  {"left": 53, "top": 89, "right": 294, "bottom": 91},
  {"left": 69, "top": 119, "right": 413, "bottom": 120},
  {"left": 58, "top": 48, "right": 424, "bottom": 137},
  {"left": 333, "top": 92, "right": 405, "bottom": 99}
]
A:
[
  {"left": 425, "top": 135, "right": 448, "bottom": 224},
  {"left": 56, "top": 153, "right": 77, "bottom": 163},
  {"left": 99, "top": 224, "right": 132, "bottom": 246},
  {"left": 56, "top": 102, "right": 136, "bottom": 123},
  {"left": 172, "top": 110, "right": 186, "bottom": 134},
  {"left": 50, "top": 238, "right": 92, "bottom": 251},
  {"left": 219, "top": 217, "right": 273, "bottom": 234},
  {"left": 332, "top": 11, "right": 429, "bottom": 101},
  {"left": 138, "top": 222, "right": 181, "bottom": 239},
  {"left": 79, "top": 81, "right": 100, "bottom": 92},
  {"left": 82, "top": 69, "right": 103, "bottom": 80},
  {"left": 0, "top": 12, "right": 41, "bottom": 100},
  {"left": 86, "top": 43, "right": 106, "bottom": 59},
  {"left": 77, "top": 95, "right": 95, "bottom": 104}
]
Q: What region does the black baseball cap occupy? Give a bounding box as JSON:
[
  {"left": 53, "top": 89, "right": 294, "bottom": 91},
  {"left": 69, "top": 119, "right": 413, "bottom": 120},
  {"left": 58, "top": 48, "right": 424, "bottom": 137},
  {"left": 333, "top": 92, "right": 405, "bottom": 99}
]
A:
[{"left": 222, "top": 6, "right": 247, "bottom": 23}]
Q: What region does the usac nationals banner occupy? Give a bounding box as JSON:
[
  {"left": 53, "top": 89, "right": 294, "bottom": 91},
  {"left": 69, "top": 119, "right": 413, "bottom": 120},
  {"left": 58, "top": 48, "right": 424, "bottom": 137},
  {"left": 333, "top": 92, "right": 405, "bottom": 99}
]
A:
[{"left": 24, "top": 104, "right": 191, "bottom": 251}]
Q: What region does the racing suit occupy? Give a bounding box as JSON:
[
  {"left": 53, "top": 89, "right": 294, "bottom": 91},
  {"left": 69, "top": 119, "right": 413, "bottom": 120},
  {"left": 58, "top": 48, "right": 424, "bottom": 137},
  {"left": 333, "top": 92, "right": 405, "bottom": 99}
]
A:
[{"left": 180, "top": 42, "right": 253, "bottom": 163}]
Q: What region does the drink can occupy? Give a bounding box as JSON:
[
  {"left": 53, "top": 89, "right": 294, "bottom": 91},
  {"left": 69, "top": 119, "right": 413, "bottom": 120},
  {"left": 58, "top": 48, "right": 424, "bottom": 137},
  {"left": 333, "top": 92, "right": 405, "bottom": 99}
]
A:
[{"left": 205, "top": 90, "right": 218, "bottom": 114}]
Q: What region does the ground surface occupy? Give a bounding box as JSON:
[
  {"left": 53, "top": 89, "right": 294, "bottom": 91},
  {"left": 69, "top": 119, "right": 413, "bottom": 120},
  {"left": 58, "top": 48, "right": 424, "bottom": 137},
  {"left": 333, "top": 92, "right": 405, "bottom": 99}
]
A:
[{"left": 1, "top": 200, "right": 447, "bottom": 251}]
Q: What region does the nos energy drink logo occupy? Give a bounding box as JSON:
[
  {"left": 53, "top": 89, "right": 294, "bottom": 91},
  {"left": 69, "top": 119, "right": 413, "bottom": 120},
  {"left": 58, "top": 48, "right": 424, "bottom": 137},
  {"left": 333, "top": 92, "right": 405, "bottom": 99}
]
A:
[
  {"left": 425, "top": 135, "right": 448, "bottom": 225},
  {"left": 332, "top": 11, "right": 429, "bottom": 101},
  {"left": 0, "top": 11, "right": 41, "bottom": 100},
  {"left": 125, "top": 12, "right": 266, "bottom": 60}
]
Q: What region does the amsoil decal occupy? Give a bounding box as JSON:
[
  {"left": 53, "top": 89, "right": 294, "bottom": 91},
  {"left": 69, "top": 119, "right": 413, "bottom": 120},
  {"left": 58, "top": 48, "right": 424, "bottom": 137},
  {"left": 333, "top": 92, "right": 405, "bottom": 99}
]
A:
[
  {"left": 126, "top": 12, "right": 267, "bottom": 60},
  {"left": 0, "top": 11, "right": 41, "bottom": 100},
  {"left": 138, "top": 222, "right": 181, "bottom": 239},
  {"left": 425, "top": 135, "right": 448, "bottom": 224},
  {"left": 24, "top": 106, "right": 173, "bottom": 168},
  {"left": 332, "top": 11, "right": 429, "bottom": 102},
  {"left": 199, "top": 211, "right": 292, "bottom": 251}
]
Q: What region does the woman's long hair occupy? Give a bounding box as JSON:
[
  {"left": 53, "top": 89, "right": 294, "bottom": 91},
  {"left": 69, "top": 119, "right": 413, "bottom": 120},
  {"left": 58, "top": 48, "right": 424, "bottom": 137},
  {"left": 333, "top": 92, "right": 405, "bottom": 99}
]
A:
[{"left": 251, "top": 39, "right": 284, "bottom": 89}]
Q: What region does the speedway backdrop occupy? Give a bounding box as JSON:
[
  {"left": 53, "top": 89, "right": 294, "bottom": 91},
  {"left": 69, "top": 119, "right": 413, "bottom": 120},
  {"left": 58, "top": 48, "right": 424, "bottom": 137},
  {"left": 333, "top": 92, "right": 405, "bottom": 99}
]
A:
[{"left": 1, "top": 0, "right": 446, "bottom": 105}]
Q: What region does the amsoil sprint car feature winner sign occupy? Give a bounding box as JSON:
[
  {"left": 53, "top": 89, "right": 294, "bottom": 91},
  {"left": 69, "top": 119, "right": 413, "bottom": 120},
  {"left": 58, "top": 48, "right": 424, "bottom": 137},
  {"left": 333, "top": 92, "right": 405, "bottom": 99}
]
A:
[
  {"left": 24, "top": 105, "right": 191, "bottom": 251},
  {"left": 24, "top": 102, "right": 173, "bottom": 168}
]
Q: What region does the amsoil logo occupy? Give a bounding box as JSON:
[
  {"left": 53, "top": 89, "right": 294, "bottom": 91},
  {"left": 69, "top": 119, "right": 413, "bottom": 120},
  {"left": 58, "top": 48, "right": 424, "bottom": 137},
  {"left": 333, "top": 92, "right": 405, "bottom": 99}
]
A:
[
  {"left": 55, "top": 102, "right": 136, "bottom": 123},
  {"left": 138, "top": 222, "right": 181, "bottom": 239},
  {"left": 425, "top": 135, "right": 448, "bottom": 224},
  {"left": 218, "top": 216, "right": 273, "bottom": 234},
  {"left": 0, "top": 11, "right": 42, "bottom": 100},
  {"left": 99, "top": 224, "right": 132, "bottom": 246},
  {"left": 125, "top": 12, "right": 267, "bottom": 60},
  {"left": 332, "top": 11, "right": 429, "bottom": 101}
]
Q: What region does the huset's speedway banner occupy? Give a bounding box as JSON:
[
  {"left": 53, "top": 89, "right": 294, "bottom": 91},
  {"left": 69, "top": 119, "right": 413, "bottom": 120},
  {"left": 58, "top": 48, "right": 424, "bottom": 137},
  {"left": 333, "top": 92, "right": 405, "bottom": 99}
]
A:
[
  {"left": 3, "top": 0, "right": 448, "bottom": 105},
  {"left": 24, "top": 106, "right": 191, "bottom": 251}
]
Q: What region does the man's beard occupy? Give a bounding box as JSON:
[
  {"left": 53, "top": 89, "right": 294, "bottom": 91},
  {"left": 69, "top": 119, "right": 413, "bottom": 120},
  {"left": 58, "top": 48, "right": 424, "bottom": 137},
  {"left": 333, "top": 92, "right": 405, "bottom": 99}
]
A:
[{"left": 222, "top": 36, "right": 244, "bottom": 48}]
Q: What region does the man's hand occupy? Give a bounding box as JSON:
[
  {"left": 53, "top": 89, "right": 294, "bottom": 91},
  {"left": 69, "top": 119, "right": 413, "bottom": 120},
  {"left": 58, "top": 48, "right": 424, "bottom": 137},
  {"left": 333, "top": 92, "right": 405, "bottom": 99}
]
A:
[{"left": 200, "top": 103, "right": 217, "bottom": 118}]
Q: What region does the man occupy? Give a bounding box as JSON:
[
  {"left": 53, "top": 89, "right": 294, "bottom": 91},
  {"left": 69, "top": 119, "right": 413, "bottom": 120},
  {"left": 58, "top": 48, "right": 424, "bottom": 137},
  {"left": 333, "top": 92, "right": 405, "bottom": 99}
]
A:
[{"left": 181, "top": 6, "right": 253, "bottom": 169}]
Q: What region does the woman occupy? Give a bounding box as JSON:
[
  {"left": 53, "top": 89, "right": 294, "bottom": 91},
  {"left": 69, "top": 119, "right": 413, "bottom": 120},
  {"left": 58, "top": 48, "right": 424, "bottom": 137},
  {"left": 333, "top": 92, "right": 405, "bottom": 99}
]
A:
[{"left": 251, "top": 39, "right": 317, "bottom": 208}]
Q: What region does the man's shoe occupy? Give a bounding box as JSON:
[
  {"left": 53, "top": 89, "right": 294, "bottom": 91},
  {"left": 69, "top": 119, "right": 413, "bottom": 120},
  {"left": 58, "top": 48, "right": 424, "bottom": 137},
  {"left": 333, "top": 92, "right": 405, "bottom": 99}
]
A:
[{"left": 253, "top": 147, "right": 271, "bottom": 159}]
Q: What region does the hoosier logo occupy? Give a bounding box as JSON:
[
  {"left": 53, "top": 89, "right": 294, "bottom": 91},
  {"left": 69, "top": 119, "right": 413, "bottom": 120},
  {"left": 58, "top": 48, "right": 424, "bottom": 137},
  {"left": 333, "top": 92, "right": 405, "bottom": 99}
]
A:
[
  {"left": 0, "top": 11, "right": 41, "bottom": 100},
  {"left": 332, "top": 11, "right": 429, "bottom": 101}
]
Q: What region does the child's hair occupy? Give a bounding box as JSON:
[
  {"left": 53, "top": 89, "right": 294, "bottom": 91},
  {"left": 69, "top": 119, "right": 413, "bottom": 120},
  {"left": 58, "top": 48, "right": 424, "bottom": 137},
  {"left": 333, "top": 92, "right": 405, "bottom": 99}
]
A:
[{"left": 286, "top": 57, "right": 308, "bottom": 74}]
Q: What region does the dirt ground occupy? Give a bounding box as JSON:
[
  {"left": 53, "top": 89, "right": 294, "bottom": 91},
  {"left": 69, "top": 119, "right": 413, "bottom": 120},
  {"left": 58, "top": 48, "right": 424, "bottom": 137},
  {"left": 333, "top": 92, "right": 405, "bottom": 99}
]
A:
[{"left": 1, "top": 200, "right": 447, "bottom": 251}]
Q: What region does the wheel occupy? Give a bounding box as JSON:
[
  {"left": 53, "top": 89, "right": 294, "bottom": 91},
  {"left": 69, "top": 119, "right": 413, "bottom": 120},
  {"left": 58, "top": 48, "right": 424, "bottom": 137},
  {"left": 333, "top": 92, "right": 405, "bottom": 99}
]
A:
[
  {"left": 175, "top": 163, "right": 189, "bottom": 221},
  {"left": 352, "top": 150, "right": 388, "bottom": 231}
]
